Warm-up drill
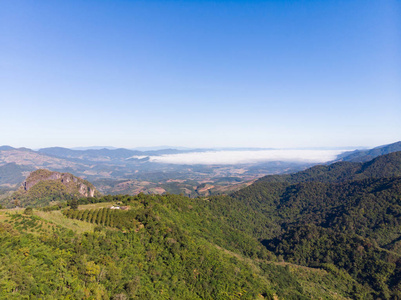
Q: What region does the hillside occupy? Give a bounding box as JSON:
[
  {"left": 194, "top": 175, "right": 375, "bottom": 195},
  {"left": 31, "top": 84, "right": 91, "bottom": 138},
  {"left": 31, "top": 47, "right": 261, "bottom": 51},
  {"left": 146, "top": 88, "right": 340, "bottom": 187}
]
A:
[
  {"left": 338, "top": 141, "right": 401, "bottom": 162},
  {"left": 0, "top": 194, "right": 361, "bottom": 299},
  {"left": 0, "top": 146, "right": 83, "bottom": 169},
  {"left": 223, "top": 152, "right": 401, "bottom": 298},
  {"left": 1, "top": 149, "right": 401, "bottom": 298},
  {"left": 4, "top": 169, "right": 101, "bottom": 208},
  {"left": 0, "top": 162, "right": 33, "bottom": 187},
  {"left": 254, "top": 151, "right": 401, "bottom": 185}
]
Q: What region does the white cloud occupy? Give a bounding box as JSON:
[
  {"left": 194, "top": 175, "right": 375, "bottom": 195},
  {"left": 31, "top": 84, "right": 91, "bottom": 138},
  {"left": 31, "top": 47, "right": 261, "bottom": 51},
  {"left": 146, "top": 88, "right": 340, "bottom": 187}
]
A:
[{"left": 145, "top": 149, "right": 348, "bottom": 165}]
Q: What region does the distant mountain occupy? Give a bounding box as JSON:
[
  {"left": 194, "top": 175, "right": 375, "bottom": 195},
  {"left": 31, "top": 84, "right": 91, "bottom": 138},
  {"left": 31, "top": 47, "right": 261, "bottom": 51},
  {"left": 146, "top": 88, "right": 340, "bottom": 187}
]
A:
[
  {"left": 37, "top": 147, "right": 202, "bottom": 161},
  {"left": 6, "top": 169, "right": 101, "bottom": 208},
  {"left": 0, "top": 147, "right": 82, "bottom": 170},
  {"left": 38, "top": 147, "right": 143, "bottom": 161},
  {"left": 2, "top": 142, "right": 400, "bottom": 201},
  {"left": 38, "top": 147, "right": 80, "bottom": 157},
  {"left": 0, "top": 146, "right": 266, "bottom": 196},
  {"left": 0, "top": 163, "right": 34, "bottom": 186},
  {"left": 0, "top": 145, "right": 15, "bottom": 151},
  {"left": 132, "top": 145, "right": 194, "bottom": 151},
  {"left": 71, "top": 146, "right": 119, "bottom": 150},
  {"left": 255, "top": 151, "right": 401, "bottom": 185},
  {"left": 337, "top": 141, "right": 401, "bottom": 162}
]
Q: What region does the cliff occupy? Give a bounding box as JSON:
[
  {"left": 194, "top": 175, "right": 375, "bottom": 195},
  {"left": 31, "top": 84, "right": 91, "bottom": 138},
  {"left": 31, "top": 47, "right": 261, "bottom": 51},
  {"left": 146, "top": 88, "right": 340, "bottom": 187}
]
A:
[{"left": 9, "top": 169, "right": 100, "bottom": 207}]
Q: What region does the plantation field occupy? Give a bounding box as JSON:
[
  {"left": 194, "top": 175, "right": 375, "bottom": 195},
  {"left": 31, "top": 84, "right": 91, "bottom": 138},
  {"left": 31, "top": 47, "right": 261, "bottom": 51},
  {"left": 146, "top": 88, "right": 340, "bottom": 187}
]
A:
[
  {"left": 0, "top": 205, "right": 113, "bottom": 234},
  {"left": 77, "top": 201, "right": 115, "bottom": 210}
]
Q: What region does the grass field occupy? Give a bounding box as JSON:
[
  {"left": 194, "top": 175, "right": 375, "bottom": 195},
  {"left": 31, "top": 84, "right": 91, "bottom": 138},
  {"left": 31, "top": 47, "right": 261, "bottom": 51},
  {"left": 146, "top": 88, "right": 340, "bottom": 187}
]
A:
[
  {"left": 77, "top": 202, "right": 115, "bottom": 210},
  {"left": 35, "top": 210, "right": 97, "bottom": 234},
  {"left": 0, "top": 202, "right": 116, "bottom": 234}
]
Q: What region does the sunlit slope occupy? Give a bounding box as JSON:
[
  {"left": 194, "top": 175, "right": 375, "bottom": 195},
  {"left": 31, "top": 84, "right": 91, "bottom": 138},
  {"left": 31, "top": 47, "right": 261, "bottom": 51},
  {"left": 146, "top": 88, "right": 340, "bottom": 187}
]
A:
[{"left": 0, "top": 194, "right": 359, "bottom": 299}]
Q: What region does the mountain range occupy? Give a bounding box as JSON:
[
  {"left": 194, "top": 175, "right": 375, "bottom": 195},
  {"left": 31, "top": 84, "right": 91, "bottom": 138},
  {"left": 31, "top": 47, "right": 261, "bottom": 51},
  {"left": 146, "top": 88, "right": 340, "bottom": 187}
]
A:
[
  {"left": 0, "top": 141, "right": 400, "bottom": 199},
  {"left": 1, "top": 143, "right": 401, "bottom": 298}
]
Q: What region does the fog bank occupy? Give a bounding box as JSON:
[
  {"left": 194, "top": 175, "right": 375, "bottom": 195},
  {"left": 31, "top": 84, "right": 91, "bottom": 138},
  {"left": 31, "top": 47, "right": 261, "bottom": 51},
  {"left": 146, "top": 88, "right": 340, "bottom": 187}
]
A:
[{"left": 142, "top": 149, "right": 347, "bottom": 165}]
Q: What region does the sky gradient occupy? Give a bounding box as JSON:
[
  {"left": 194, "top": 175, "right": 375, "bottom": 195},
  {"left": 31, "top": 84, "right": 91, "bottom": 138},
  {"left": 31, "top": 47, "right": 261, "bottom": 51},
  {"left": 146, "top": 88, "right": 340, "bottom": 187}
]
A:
[{"left": 1, "top": 0, "right": 400, "bottom": 149}]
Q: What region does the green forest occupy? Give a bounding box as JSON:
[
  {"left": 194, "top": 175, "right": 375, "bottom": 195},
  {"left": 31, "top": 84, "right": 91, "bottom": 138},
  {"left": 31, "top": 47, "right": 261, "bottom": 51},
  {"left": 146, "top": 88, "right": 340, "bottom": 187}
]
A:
[
  {"left": 0, "top": 194, "right": 357, "bottom": 299},
  {"left": 1, "top": 151, "right": 401, "bottom": 299}
]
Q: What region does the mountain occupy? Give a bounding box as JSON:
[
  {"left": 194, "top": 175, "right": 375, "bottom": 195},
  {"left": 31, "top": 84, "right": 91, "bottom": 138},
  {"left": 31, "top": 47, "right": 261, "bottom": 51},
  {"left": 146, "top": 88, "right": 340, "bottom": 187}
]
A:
[
  {"left": 0, "top": 146, "right": 83, "bottom": 170},
  {"left": 338, "top": 141, "right": 401, "bottom": 162},
  {"left": 1, "top": 150, "right": 401, "bottom": 298},
  {"left": 71, "top": 146, "right": 119, "bottom": 150},
  {"left": 254, "top": 151, "right": 401, "bottom": 185},
  {"left": 0, "top": 145, "right": 314, "bottom": 197},
  {"left": 0, "top": 145, "right": 15, "bottom": 151},
  {"left": 222, "top": 151, "right": 401, "bottom": 298},
  {"left": 6, "top": 169, "right": 101, "bottom": 208},
  {"left": 132, "top": 145, "right": 195, "bottom": 151},
  {"left": 38, "top": 147, "right": 143, "bottom": 161},
  {"left": 38, "top": 146, "right": 210, "bottom": 161},
  {"left": 2, "top": 142, "right": 400, "bottom": 200},
  {"left": 0, "top": 163, "right": 34, "bottom": 186}
]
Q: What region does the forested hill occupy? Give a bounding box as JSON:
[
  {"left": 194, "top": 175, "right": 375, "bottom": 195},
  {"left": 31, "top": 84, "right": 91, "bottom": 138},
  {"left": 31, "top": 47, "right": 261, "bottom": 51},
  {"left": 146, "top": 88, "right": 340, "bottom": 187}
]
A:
[
  {"left": 224, "top": 151, "right": 401, "bottom": 298},
  {"left": 338, "top": 141, "right": 401, "bottom": 162},
  {"left": 4, "top": 169, "right": 101, "bottom": 208},
  {"left": 0, "top": 193, "right": 364, "bottom": 299},
  {"left": 254, "top": 150, "right": 401, "bottom": 185}
]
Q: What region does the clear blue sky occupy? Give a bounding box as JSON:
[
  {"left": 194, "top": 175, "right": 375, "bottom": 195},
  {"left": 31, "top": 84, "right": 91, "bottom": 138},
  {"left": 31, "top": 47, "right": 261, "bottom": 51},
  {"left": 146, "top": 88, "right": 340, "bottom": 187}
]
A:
[{"left": 1, "top": 0, "right": 400, "bottom": 149}]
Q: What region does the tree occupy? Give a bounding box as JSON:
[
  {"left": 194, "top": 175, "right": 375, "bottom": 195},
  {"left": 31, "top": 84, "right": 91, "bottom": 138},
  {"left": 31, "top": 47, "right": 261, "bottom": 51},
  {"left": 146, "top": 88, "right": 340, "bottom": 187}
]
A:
[
  {"left": 24, "top": 207, "right": 33, "bottom": 215},
  {"left": 70, "top": 199, "right": 79, "bottom": 210}
]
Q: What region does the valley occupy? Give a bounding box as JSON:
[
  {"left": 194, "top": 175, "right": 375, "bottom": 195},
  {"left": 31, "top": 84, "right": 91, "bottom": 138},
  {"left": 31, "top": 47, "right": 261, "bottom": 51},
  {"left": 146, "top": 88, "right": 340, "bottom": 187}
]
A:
[
  {"left": 0, "top": 146, "right": 324, "bottom": 198},
  {"left": 2, "top": 1, "right": 398, "bottom": 298},
  {"left": 0, "top": 142, "right": 401, "bottom": 298}
]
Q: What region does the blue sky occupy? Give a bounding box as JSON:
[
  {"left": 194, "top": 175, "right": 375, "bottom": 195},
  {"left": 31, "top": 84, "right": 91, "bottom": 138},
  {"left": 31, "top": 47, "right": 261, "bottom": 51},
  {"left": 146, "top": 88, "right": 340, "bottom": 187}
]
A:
[{"left": 1, "top": 0, "right": 400, "bottom": 149}]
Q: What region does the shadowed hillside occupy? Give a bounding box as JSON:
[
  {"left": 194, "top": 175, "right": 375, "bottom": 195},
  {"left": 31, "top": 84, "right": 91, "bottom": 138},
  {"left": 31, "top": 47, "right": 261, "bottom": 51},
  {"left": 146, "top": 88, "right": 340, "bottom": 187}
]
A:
[{"left": 223, "top": 151, "right": 401, "bottom": 298}]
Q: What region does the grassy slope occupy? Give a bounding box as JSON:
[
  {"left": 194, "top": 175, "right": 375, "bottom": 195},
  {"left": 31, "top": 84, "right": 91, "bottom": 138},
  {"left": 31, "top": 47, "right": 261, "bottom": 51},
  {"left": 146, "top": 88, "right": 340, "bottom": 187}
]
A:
[{"left": 0, "top": 208, "right": 97, "bottom": 235}]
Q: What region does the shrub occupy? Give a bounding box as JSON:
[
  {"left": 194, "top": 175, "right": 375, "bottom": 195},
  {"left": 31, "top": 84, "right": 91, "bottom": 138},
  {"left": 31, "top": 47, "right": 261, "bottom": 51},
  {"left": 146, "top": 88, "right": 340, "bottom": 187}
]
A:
[{"left": 24, "top": 207, "right": 33, "bottom": 215}]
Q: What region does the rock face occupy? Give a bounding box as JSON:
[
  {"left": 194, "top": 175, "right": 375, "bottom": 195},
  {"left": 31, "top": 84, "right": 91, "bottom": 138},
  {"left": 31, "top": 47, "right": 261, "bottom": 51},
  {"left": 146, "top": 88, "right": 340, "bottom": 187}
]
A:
[
  {"left": 22, "top": 169, "right": 98, "bottom": 197},
  {"left": 5, "top": 169, "right": 101, "bottom": 207}
]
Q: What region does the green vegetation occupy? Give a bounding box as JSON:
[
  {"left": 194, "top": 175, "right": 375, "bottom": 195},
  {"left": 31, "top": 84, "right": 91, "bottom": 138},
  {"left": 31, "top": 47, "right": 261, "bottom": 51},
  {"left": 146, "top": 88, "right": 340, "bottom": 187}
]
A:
[
  {"left": 1, "top": 169, "right": 101, "bottom": 208},
  {"left": 24, "top": 207, "right": 33, "bottom": 215},
  {"left": 0, "top": 193, "right": 360, "bottom": 299},
  {"left": 1, "top": 151, "right": 401, "bottom": 298},
  {"left": 254, "top": 151, "right": 401, "bottom": 185},
  {"left": 63, "top": 207, "right": 142, "bottom": 232},
  {"left": 222, "top": 151, "right": 401, "bottom": 298}
]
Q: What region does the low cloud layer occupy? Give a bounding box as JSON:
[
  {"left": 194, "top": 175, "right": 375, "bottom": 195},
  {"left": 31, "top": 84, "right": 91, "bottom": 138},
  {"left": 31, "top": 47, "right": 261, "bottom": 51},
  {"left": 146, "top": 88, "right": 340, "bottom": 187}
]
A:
[{"left": 143, "top": 149, "right": 347, "bottom": 165}]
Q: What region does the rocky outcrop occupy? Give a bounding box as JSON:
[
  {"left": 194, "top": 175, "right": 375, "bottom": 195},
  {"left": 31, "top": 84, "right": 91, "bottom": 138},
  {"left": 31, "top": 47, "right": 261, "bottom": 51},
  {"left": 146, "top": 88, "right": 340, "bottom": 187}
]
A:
[{"left": 22, "top": 169, "right": 99, "bottom": 198}]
